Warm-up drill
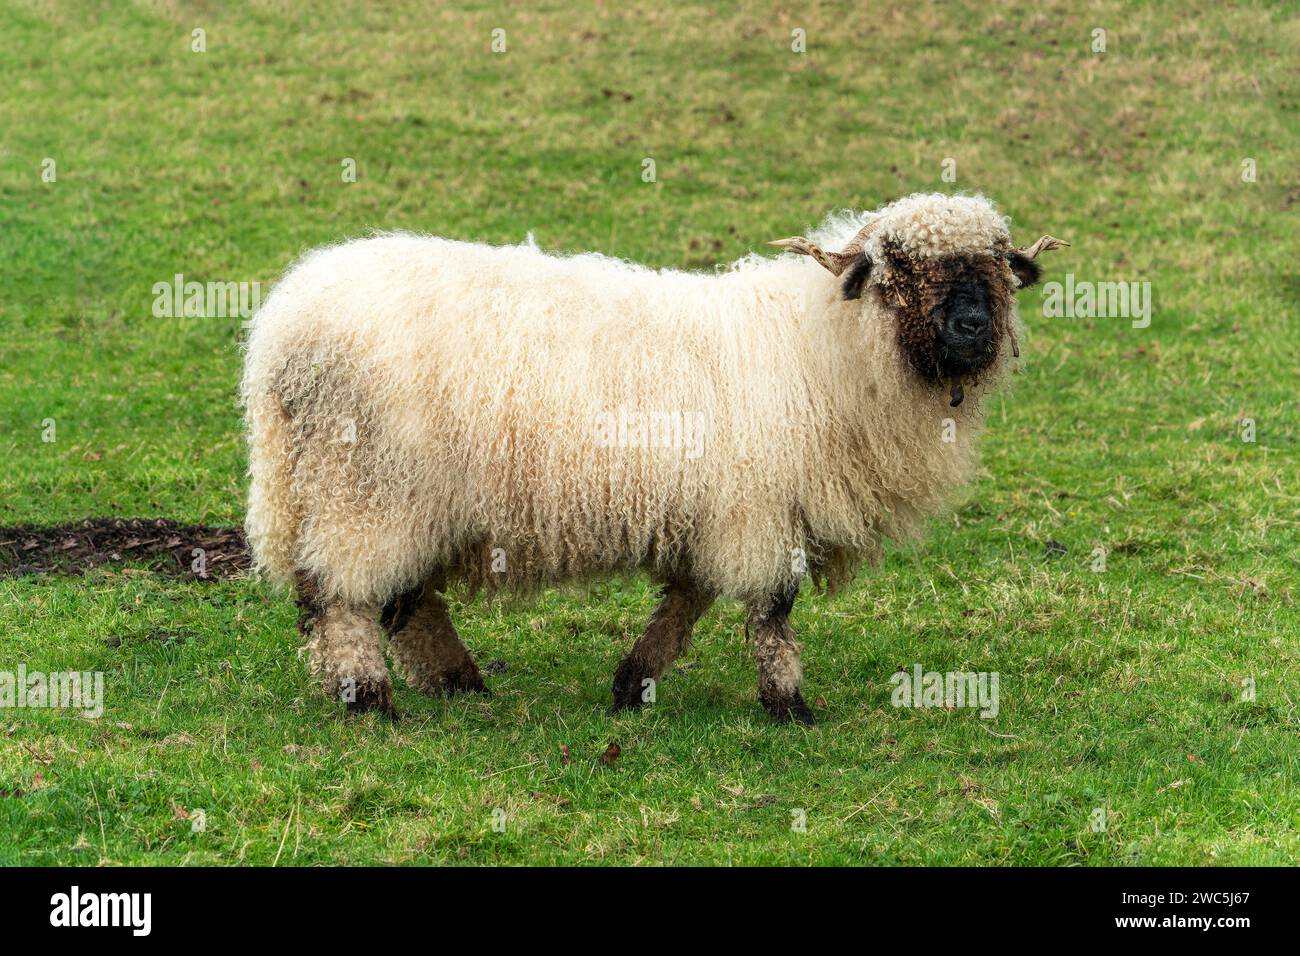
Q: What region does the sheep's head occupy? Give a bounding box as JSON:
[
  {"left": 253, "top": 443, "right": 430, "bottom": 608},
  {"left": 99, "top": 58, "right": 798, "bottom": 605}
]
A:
[{"left": 771, "top": 194, "right": 1067, "bottom": 406}]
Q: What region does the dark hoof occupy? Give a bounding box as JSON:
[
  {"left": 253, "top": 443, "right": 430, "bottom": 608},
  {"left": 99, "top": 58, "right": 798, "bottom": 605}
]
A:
[
  {"left": 762, "top": 692, "right": 816, "bottom": 726},
  {"left": 611, "top": 662, "right": 651, "bottom": 712},
  {"left": 611, "top": 690, "right": 645, "bottom": 713},
  {"left": 440, "top": 668, "right": 489, "bottom": 697},
  {"left": 344, "top": 677, "right": 396, "bottom": 717}
]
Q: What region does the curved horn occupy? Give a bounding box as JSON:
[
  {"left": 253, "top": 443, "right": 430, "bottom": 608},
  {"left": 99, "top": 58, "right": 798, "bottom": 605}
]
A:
[
  {"left": 1016, "top": 235, "right": 1070, "bottom": 258},
  {"left": 767, "top": 236, "right": 847, "bottom": 275},
  {"left": 769, "top": 216, "right": 883, "bottom": 276}
]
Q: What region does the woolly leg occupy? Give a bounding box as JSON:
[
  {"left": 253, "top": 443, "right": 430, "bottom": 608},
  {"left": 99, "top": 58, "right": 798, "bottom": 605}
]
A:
[
  {"left": 296, "top": 572, "right": 393, "bottom": 715},
  {"left": 746, "top": 588, "right": 814, "bottom": 725},
  {"left": 612, "top": 578, "right": 714, "bottom": 711},
  {"left": 382, "top": 580, "right": 487, "bottom": 697}
]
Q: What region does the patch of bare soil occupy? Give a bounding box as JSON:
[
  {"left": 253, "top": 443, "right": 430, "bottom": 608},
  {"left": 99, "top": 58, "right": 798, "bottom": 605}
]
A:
[{"left": 0, "top": 519, "right": 249, "bottom": 580}]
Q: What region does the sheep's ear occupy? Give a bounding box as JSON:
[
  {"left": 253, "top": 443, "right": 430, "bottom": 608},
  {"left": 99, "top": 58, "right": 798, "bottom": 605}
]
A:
[
  {"left": 1006, "top": 250, "right": 1042, "bottom": 290},
  {"left": 1007, "top": 235, "right": 1068, "bottom": 289},
  {"left": 840, "top": 253, "right": 873, "bottom": 300}
]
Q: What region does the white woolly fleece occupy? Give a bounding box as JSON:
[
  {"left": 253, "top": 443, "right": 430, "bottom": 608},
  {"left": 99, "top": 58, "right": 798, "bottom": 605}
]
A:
[
  {"left": 806, "top": 192, "right": 1012, "bottom": 259},
  {"left": 241, "top": 193, "right": 1021, "bottom": 607}
]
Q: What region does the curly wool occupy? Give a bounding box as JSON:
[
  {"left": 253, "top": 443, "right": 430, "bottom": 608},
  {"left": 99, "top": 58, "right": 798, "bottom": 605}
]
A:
[
  {"left": 241, "top": 194, "right": 1021, "bottom": 607},
  {"left": 815, "top": 192, "right": 1012, "bottom": 260}
]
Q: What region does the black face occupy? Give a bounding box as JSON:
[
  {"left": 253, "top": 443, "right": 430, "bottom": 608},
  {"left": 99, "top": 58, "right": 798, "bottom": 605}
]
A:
[
  {"left": 935, "top": 279, "right": 993, "bottom": 377},
  {"left": 845, "top": 240, "right": 1024, "bottom": 390}
]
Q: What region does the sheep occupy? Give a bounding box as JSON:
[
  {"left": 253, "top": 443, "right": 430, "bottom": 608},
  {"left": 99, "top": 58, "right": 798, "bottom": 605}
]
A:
[{"left": 240, "top": 192, "right": 1065, "bottom": 723}]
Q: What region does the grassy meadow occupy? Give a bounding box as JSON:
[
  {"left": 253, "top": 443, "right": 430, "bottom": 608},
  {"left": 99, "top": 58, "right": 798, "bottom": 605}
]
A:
[{"left": 0, "top": 0, "right": 1296, "bottom": 864}]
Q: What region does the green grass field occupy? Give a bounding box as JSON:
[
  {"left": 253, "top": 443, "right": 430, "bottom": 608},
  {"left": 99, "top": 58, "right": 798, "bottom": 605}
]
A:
[{"left": 1, "top": 1, "right": 1296, "bottom": 865}]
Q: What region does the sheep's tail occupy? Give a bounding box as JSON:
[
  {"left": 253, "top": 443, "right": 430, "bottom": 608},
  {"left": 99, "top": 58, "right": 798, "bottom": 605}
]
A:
[{"left": 243, "top": 381, "right": 301, "bottom": 586}]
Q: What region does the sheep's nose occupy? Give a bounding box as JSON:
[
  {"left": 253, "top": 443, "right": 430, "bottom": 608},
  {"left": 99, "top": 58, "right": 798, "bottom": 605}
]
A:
[{"left": 944, "top": 305, "right": 990, "bottom": 342}]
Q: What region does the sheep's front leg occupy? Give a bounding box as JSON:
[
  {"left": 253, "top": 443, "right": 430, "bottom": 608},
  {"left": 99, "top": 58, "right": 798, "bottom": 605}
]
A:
[
  {"left": 612, "top": 578, "right": 714, "bottom": 711},
  {"left": 296, "top": 573, "right": 393, "bottom": 715},
  {"left": 747, "top": 588, "right": 815, "bottom": 725},
  {"left": 382, "top": 581, "right": 487, "bottom": 697}
]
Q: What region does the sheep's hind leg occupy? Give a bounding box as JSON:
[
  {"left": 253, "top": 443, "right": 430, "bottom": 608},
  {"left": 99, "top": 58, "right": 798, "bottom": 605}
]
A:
[
  {"left": 746, "top": 588, "right": 815, "bottom": 725},
  {"left": 612, "top": 578, "right": 714, "bottom": 712},
  {"left": 382, "top": 579, "right": 487, "bottom": 697},
  {"left": 296, "top": 573, "right": 394, "bottom": 715}
]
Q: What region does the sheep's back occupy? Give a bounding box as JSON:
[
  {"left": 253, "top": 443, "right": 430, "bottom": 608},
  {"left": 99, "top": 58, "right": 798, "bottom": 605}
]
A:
[{"left": 244, "top": 235, "right": 835, "bottom": 601}]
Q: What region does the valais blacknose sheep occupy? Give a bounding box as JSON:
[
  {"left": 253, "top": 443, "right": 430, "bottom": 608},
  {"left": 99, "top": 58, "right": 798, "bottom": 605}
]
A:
[{"left": 242, "top": 193, "right": 1065, "bottom": 723}]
